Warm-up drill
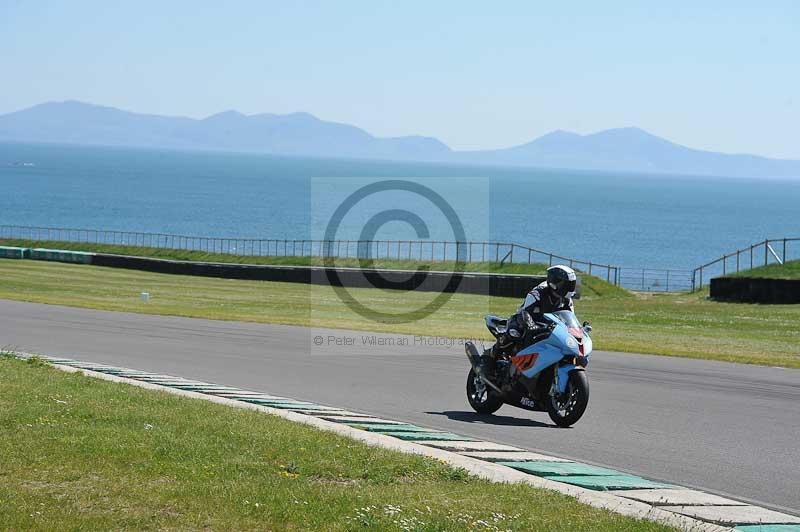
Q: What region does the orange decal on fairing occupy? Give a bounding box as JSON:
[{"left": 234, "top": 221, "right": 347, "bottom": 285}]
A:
[{"left": 512, "top": 353, "right": 539, "bottom": 372}]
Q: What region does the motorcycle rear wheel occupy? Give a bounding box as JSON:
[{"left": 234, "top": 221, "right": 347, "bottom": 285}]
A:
[
  {"left": 547, "top": 370, "right": 589, "bottom": 427},
  {"left": 466, "top": 368, "right": 503, "bottom": 414}
]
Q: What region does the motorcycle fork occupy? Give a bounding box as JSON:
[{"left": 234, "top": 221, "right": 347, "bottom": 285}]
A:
[
  {"left": 551, "top": 365, "right": 572, "bottom": 398},
  {"left": 550, "top": 366, "right": 560, "bottom": 398}
]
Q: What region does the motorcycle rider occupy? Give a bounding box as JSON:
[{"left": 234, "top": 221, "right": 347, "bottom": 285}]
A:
[
  {"left": 477, "top": 265, "right": 578, "bottom": 375},
  {"left": 518, "top": 264, "right": 577, "bottom": 319}
]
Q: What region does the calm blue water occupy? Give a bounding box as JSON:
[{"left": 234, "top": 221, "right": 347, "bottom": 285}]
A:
[{"left": 2, "top": 142, "right": 799, "bottom": 269}]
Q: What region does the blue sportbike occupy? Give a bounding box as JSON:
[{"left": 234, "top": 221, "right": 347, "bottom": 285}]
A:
[{"left": 465, "top": 310, "right": 593, "bottom": 427}]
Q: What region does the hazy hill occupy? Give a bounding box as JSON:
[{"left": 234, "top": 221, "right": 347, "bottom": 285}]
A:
[
  {"left": 469, "top": 127, "right": 800, "bottom": 178},
  {"left": 1, "top": 101, "right": 799, "bottom": 178},
  {"left": 0, "top": 101, "right": 451, "bottom": 161}
]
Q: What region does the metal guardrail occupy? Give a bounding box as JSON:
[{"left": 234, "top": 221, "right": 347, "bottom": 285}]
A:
[{"left": 691, "top": 238, "right": 799, "bottom": 291}]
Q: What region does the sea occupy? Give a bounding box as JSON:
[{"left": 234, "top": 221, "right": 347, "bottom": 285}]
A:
[{"left": 2, "top": 141, "right": 799, "bottom": 270}]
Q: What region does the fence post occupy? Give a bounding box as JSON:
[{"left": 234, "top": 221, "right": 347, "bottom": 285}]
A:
[
  {"left": 783, "top": 238, "right": 787, "bottom": 263},
  {"left": 764, "top": 240, "right": 768, "bottom": 266}
]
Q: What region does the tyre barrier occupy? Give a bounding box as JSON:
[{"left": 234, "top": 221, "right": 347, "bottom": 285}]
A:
[
  {"left": 710, "top": 276, "right": 800, "bottom": 304},
  {"left": 0, "top": 246, "right": 30, "bottom": 259},
  {"left": 30, "top": 248, "right": 95, "bottom": 264},
  {"left": 90, "top": 253, "right": 546, "bottom": 298},
  {"left": 1, "top": 248, "right": 548, "bottom": 298}
]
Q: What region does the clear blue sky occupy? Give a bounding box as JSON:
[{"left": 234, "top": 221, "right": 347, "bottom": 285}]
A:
[{"left": 2, "top": 1, "right": 798, "bottom": 158}]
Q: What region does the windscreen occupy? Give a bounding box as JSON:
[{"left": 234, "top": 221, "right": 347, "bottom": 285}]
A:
[{"left": 551, "top": 310, "right": 581, "bottom": 328}]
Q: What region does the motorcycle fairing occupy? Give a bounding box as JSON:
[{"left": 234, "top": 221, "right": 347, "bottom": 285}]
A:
[
  {"left": 514, "top": 313, "right": 582, "bottom": 392},
  {"left": 511, "top": 353, "right": 538, "bottom": 372}
]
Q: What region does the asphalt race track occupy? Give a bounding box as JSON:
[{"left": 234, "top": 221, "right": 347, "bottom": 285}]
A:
[{"left": 1, "top": 299, "right": 798, "bottom": 515}]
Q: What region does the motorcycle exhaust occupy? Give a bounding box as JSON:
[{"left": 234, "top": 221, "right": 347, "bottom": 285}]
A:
[
  {"left": 464, "top": 341, "right": 503, "bottom": 394},
  {"left": 464, "top": 341, "right": 481, "bottom": 365}
]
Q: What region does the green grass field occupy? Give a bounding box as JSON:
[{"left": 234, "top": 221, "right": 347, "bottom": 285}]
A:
[
  {"left": 730, "top": 259, "right": 800, "bottom": 279},
  {"left": 1, "top": 258, "right": 798, "bottom": 367},
  {"left": 0, "top": 355, "right": 670, "bottom": 531}
]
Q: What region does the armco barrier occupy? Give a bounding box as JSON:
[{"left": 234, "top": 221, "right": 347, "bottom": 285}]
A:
[
  {"left": 0, "top": 246, "right": 30, "bottom": 259},
  {"left": 30, "top": 248, "right": 95, "bottom": 264},
  {"left": 710, "top": 277, "right": 800, "bottom": 304},
  {"left": 91, "top": 253, "right": 544, "bottom": 298}
]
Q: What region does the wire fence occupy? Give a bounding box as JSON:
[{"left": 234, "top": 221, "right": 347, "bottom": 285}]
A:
[
  {"left": 691, "top": 238, "right": 799, "bottom": 291},
  {"left": 6, "top": 224, "right": 782, "bottom": 294},
  {"left": 617, "top": 268, "right": 695, "bottom": 292},
  {"left": 0, "top": 224, "right": 624, "bottom": 282}
]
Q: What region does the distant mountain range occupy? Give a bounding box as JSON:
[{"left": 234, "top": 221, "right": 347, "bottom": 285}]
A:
[{"left": 1, "top": 100, "right": 799, "bottom": 178}]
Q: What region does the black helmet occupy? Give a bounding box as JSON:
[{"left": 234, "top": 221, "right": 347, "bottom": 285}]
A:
[{"left": 547, "top": 265, "right": 577, "bottom": 297}]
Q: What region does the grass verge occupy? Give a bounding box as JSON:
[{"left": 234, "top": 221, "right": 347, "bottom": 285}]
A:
[
  {"left": 729, "top": 259, "right": 800, "bottom": 279},
  {"left": 0, "top": 259, "right": 798, "bottom": 367},
  {"left": 0, "top": 355, "right": 670, "bottom": 531}
]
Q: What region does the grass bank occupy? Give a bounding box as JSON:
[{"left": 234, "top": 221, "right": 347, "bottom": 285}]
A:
[
  {"left": 1, "top": 259, "right": 798, "bottom": 367},
  {"left": 0, "top": 238, "right": 561, "bottom": 272},
  {"left": 0, "top": 238, "right": 627, "bottom": 299},
  {"left": 730, "top": 259, "right": 800, "bottom": 279},
  {"left": 0, "top": 355, "right": 669, "bottom": 531}
]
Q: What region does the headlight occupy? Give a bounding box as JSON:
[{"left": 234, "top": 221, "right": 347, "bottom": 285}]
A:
[{"left": 566, "top": 337, "right": 579, "bottom": 350}]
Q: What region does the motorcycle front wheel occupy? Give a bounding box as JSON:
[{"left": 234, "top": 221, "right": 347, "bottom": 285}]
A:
[
  {"left": 547, "top": 370, "right": 589, "bottom": 427},
  {"left": 466, "top": 368, "right": 503, "bottom": 415}
]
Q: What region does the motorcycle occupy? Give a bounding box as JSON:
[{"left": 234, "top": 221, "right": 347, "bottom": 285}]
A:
[{"left": 464, "top": 310, "right": 593, "bottom": 427}]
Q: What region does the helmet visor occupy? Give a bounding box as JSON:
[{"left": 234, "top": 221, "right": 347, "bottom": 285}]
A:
[{"left": 555, "top": 279, "right": 577, "bottom": 297}]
